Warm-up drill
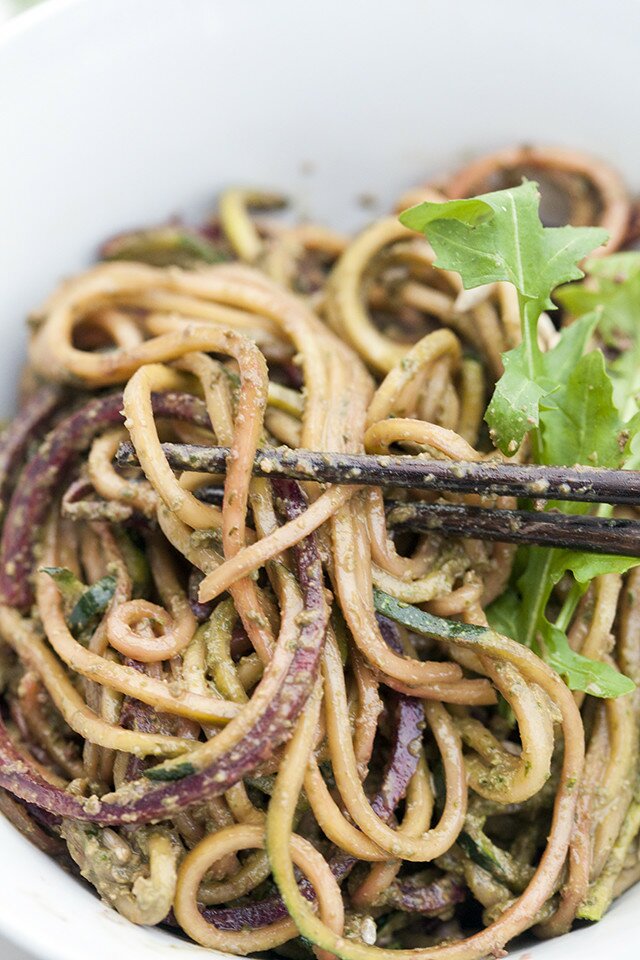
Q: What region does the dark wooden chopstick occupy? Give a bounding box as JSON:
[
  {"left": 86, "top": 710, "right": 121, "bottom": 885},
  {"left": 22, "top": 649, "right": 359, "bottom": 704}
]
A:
[
  {"left": 386, "top": 502, "right": 640, "bottom": 557},
  {"left": 116, "top": 441, "right": 640, "bottom": 556},
  {"left": 117, "top": 441, "right": 640, "bottom": 506}
]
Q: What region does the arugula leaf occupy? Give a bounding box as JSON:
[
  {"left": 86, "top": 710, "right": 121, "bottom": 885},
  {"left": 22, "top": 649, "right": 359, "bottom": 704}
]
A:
[
  {"left": 400, "top": 181, "right": 607, "bottom": 308},
  {"left": 485, "top": 343, "right": 546, "bottom": 453},
  {"left": 538, "top": 311, "right": 600, "bottom": 384},
  {"left": 539, "top": 349, "right": 640, "bottom": 467},
  {"left": 401, "top": 183, "right": 638, "bottom": 700},
  {"left": 585, "top": 251, "right": 640, "bottom": 280},
  {"left": 538, "top": 618, "right": 634, "bottom": 698},
  {"left": 400, "top": 182, "right": 606, "bottom": 453},
  {"left": 557, "top": 254, "right": 640, "bottom": 418},
  {"left": 486, "top": 312, "right": 600, "bottom": 454},
  {"left": 485, "top": 588, "right": 521, "bottom": 640},
  {"left": 557, "top": 252, "right": 640, "bottom": 324},
  {"left": 486, "top": 549, "right": 637, "bottom": 699},
  {"left": 399, "top": 196, "right": 493, "bottom": 230},
  {"left": 559, "top": 551, "right": 640, "bottom": 583},
  {"left": 609, "top": 350, "right": 640, "bottom": 420},
  {"left": 487, "top": 547, "right": 555, "bottom": 652}
]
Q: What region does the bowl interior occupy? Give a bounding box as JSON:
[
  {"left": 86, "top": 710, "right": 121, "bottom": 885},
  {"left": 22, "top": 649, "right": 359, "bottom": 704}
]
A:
[{"left": 2, "top": 0, "right": 640, "bottom": 957}]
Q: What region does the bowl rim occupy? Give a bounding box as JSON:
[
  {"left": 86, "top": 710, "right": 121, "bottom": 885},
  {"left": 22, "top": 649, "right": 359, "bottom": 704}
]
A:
[
  {"left": 3, "top": 1, "right": 640, "bottom": 959},
  {"left": 0, "top": 10, "right": 200, "bottom": 959}
]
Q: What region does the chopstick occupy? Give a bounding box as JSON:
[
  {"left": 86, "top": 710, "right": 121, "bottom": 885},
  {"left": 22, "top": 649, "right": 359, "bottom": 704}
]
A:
[
  {"left": 116, "top": 441, "right": 640, "bottom": 556},
  {"left": 386, "top": 502, "right": 640, "bottom": 557},
  {"left": 117, "top": 441, "right": 640, "bottom": 505}
]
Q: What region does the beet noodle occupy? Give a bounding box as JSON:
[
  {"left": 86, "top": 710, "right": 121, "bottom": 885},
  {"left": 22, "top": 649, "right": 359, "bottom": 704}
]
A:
[{"left": 0, "top": 148, "right": 636, "bottom": 958}]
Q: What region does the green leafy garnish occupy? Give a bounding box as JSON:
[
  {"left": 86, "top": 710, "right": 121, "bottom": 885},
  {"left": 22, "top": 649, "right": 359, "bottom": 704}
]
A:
[
  {"left": 562, "top": 551, "right": 640, "bottom": 583},
  {"left": 539, "top": 349, "right": 640, "bottom": 468},
  {"left": 557, "top": 252, "right": 640, "bottom": 419},
  {"left": 485, "top": 311, "right": 601, "bottom": 454},
  {"left": 68, "top": 576, "right": 117, "bottom": 633},
  {"left": 484, "top": 280, "right": 640, "bottom": 697},
  {"left": 483, "top": 344, "right": 546, "bottom": 453},
  {"left": 486, "top": 529, "right": 639, "bottom": 700},
  {"left": 41, "top": 566, "right": 116, "bottom": 641},
  {"left": 399, "top": 183, "right": 606, "bottom": 306},
  {"left": 538, "top": 618, "right": 634, "bottom": 698},
  {"left": 486, "top": 539, "right": 639, "bottom": 700},
  {"left": 400, "top": 181, "right": 607, "bottom": 454},
  {"left": 144, "top": 761, "right": 196, "bottom": 782},
  {"left": 400, "top": 185, "right": 638, "bottom": 699}
]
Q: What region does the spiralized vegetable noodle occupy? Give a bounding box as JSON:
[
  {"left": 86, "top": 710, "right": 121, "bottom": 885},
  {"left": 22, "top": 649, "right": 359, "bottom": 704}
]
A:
[{"left": 0, "top": 146, "right": 638, "bottom": 958}]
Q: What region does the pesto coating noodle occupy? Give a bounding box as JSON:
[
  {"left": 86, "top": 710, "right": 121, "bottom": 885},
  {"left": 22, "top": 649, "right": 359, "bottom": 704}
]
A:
[{"left": 0, "top": 147, "right": 635, "bottom": 959}]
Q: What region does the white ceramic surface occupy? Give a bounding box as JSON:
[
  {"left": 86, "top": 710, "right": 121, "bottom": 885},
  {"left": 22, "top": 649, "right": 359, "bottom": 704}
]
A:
[{"left": 2, "top": 0, "right": 640, "bottom": 956}]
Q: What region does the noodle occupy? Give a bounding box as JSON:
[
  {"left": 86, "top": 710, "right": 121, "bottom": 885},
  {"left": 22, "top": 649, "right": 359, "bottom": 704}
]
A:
[{"left": 0, "top": 144, "right": 636, "bottom": 959}]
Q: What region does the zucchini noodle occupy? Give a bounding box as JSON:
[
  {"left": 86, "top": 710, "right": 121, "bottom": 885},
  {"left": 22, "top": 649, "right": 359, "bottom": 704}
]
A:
[{"left": 0, "top": 145, "right": 636, "bottom": 959}]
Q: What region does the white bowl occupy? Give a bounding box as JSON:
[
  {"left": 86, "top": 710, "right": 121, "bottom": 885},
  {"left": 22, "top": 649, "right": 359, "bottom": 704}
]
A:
[{"left": 2, "top": 0, "right": 640, "bottom": 957}]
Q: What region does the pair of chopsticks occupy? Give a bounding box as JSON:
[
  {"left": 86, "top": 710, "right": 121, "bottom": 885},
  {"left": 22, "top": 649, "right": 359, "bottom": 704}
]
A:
[{"left": 116, "top": 442, "right": 640, "bottom": 557}]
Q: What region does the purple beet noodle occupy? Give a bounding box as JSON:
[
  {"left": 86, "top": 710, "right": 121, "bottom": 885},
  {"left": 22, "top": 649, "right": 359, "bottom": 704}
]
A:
[
  {"left": 188, "top": 568, "right": 215, "bottom": 623},
  {"left": 0, "top": 390, "right": 211, "bottom": 610},
  {"left": 230, "top": 619, "right": 252, "bottom": 660},
  {"left": 268, "top": 361, "right": 304, "bottom": 390},
  {"left": 203, "top": 871, "right": 465, "bottom": 932},
  {"left": 62, "top": 475, "right": 97, "bottom": 508},
  {"left": 0, "top": 384, "right": 63, "bottom": 514},
  {"left": 372, "top": 615, "right": 425, "bottom": 819},
  {"left": 202, "top": 613, "right": 425, "bottom": 931},
  {"left": 120, "top": 661, "right": 200, "bottom": 780},
  {"left": 127, "top": 682, "right": 309, "bottom": 932},
  {"left": 0, "top": 463, "right": 437, "bottom": 927},
  {"left": 0, "top": 479, "right": 328, "bottom": 824},
  {"left": 0, "top": 790, "right": 66, "bottom": 858},
  {"left": 383, "top": 874, "right": 466, "bottom": 915},
  {"left": 193, "top": 485, "right": 224, "bottom": 507}
]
